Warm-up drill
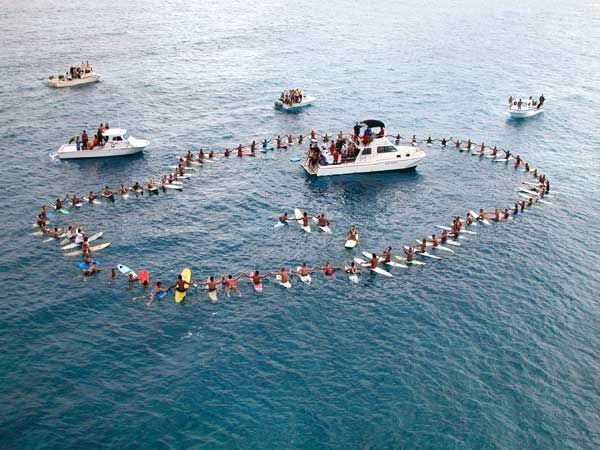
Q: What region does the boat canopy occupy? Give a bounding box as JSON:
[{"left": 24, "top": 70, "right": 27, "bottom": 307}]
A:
[{"left": 362, "top": 119, "right": 385, "bottom": 129}]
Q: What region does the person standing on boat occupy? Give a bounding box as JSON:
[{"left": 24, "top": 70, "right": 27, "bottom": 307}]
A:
[
  {"left": 81, "top": 130, "right": 88, "bottom": 150},
  {"left": 353, "top": 122, "right": 361, "bottom": 141},
  {"left": 508, "top": 96, "right": 513, "bottom": 106},
  {"left": 538, "top": 94, "right": 545, "bottom": 108},
  {"left": 517, "top": 99, "right": 522, "bottom": 110}
]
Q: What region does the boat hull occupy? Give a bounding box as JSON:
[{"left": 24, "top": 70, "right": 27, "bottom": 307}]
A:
[
  {"left": 302, "top": 153, "right": 425, "bottom": 176},
  {"left": 48, "top": 74, "right": 101, "bottom": 88},
  {"left": 274, "top": 95, "right": 316, "bottom": 112},
  {"left": 56, "top": 141, "right": 149, "bottom": 159},
  {"left": 509, "top": 107, "right": 543, "bottom": 118}
]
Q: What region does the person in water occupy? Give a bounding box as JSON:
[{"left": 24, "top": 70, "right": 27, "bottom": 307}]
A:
[
  {"left": 301, "top": 212, "right": 309, "bottom": 228},
  {"left": 83, "top": 262, "right": 100, "bottom": 277},
  {"left": 170, "top": 274, "right": 191, "bottom": 294},
  {"left": 295, "top": 263, "right": 313, "bottom": 279},
  {"left": 346, "top": 225, "right": 359, "bottom": 243},
  {"left": 404, "top": 246, "right": 415, "bottom": 262},
  {"left": 279, "top": 212, "right": 289, "bottom": 224},
  {"left": 317, "top": 214, "right": 329, "bottom": 228},
  {"left": 247, "top": 270, "right": 263, "bottom": 290},
  {"left": 345, "top": 261, "right": 359, "bottom": 275},
  {"left": 321, "top": 261, "right": 335, "bottom": 278},
  {"left": 223, "top": 274, "right": 242, "bottom": 297},
  {"left": 102, "top": 186, "right": 113, "bottom": 197},
  {"left": 382, "top": 247, "right": 393, "bottom": 263}
]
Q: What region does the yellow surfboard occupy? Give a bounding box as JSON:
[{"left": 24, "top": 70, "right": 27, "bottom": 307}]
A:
[{"left": 174, "top": 267, "right": 192, "bottom": 303}]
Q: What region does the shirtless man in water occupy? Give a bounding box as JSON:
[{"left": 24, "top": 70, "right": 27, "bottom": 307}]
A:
[
  {"left": 279, "top": 212, "right": 289, "bottom": 224},
  {"left": 316, "top": 214, "right": 330, "bottom": 228},
  {"left": 170, "top": 274, "right": 191, "bottom": 295},
  {"left": 382, "top": 247, "right": 393, "bottom": 263},
  {"left": 223, "top": 274, "right": 242, "bottom": 297},
  {"left": 321, "top": 261, "right": 335, "bottom": 278}
]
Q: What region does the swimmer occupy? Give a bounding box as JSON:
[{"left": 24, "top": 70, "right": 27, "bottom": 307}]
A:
[
  {"left": 205, "top": 276, "right": 218, "bottom": 302},
  {"left": 132, "top": 181, "right": 142, "bottom": 192},
  {"left": 503, "top": 208, "right": 510, "bottom": 220},
  {"left": 440, "top": 230, "right": 448, "bottom": 243},
  {"left": 102, "top": 186, "right": 113, "bottom": 198},
  {"left": 237, "top": 145, "right": 243, "bottom": 157},
  {"left": 321, "top": 261, "right": 335, "bottom": 277},
  {"left": 224, "top": 148, "right": 230, "bottom": 157},
  {"left": 441, "top": 137, "right": 447, "bottom": 147},
  {"left": 83, "top": 262, "right": 100, "bottom": 277},
  {"left": 223, "top": 274, "right": 242, "bottom": 297},
  {"left": 279, "top": 212, "right": 289, "bottom": 224},
  {"left": 55, "top": 198, "right": 63, "bottom": 211},
  {"left": 494, "top": 208, "right": 501, "bottom": 222},
  {"left": 477, "top": 209, "right": 487, "bottom": 221},
  {"left": 208, "top": 150, "right": 214, "bottom": 159}
]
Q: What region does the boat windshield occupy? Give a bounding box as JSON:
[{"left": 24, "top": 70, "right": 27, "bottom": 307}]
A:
[{"left": 123, "top": 132, "right": 129, "bottom": 140}]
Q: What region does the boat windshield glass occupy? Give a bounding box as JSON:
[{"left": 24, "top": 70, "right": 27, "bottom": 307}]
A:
[
  {"left": 122, "top": 132, "right": 129, "bottom": 140},
  {"left": 362, "top": 148, "right": 371, "bottom": 155},
  {"left": 377, "top": 145, "right": 397, "bottom": 153}
]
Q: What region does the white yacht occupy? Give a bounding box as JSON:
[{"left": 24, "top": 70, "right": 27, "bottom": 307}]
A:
[
  {"left": 302, "top": 120, "right": 426, "bottom": 176},
  {"left": 509, "top": 96, "right": 544, "bottom": 118},
  {"left": 56, "top": 128, "right": 150, "bottom": 160}
]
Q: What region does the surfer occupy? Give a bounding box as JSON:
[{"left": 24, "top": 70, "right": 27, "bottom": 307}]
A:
[
  {"left": 419, "top": 239, "right": 427, "bottom": 253},
  {"left": 404, "top": 246, "right": 415, "bottom": 262},
  {"left": 302, "top": 212, "right": 309, "bottom": 228},
  {"left": 55, "top": 198, "right": 63, "bottom": 211},
  {"left": 170, "top": 274, "right": 191, "bottom": 295},
  {"left": 345, "top": 262, "right": 359, "bottom": 274},
  {"left": 102, "top": 186, "right": 113, "bottom": 198},
  {"left": 382, "top": 247, "right": 393, "bottom": 263},
  {"left": 279, "top": 212, "right": 289, "bottom": 224},
  {"left": 237, "top": 145, "right": 243, "bottom": 157},
  {"left": 277, "top": 267, "right": 290, "bottom": 284},
  {"left": 317, "top": 214, "right": 330, "bottom": 228},
  {"left": 363, "top": 254, "right": 379, "bottom": 269},
  {"left": 296, "top": 263, "right": 313, "bottom": 278},
  {"left": 247, "top": 271, "right": 263, "bottom": 290},
  {"left": 346, "top": 225, "right": 359, "bottom": 243}
]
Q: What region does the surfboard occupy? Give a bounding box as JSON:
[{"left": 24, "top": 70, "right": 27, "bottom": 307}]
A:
[
  {"left": 469, "top": 210, "right": 491, "bottom": 226},
  {"left": 294, "top": 208, "right": 311, "bottom": 233},
  {"left": 175, "top": 267, "right": 192, "bottom": 303},
  {"left": 345, "top": 236, "right": 358, "bottom": 248},
  {"left": 362, "top": 251, "right": 408, "bottom": 268},
  {"left": 276, "top": 274, "right": 292, "bottom": 289},
  {"left": 117, "top": 264, "right": 137, "bottom": 279},
  {"left": 395, "top": 255, "right": 425, "bottom": 266},
  {"left": 206, "top": 284, "right": 218, "bottom": 302},
  {"left": 344, "top": 266, "right": 360, "bottom": 283},
  {"left": 63, "top": 242, "right": 111, "bottom": 257},
  {"left": 62, "top": 231, "right": 103, "bottom": 250},
  {"left": 353, "top": 257, "right": 393, "bottom": 277},
  {"left": 415, "top": 239, "right": 455, "bottom": 253}
]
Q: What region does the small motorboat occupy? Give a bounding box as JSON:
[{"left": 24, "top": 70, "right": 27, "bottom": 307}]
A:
[
  {"left": 48, "top": 63, "right": 100, "bottom": 88},
  {"left": 302, "top": 120, "right": 426, "bottom": 176},
  {"left": 508, "top": 96, "right": 544, "bottom": 118},
  {"left": 274, "top": 88, "right": 315, "bottom": 112},
  {"left": 56, "top": 128, "right": 150, "bottom": 160}
]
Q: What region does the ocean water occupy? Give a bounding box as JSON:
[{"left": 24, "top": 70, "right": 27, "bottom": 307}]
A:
[{"left": 1, "top": 0, "right": 600, "bottom": 448}]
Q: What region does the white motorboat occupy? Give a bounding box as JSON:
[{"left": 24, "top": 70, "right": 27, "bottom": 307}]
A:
[
  {"left": 56, "top": 128, "right": 150, "bottom": 160},
  {"left": 509, "top": 96, "right": 544, "bottom": 118},
  {"left": 48, "top": 63, "right": 100, "bottom": 88},
  {"left": 302, "top": 120, "right": 426, "bottom": 176},
  {"left": 274, "top": 90, "right": 315, "bottom": 111}
]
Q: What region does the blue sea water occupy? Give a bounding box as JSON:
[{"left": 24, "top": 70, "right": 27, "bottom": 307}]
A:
[{"left": 1, "top": 0, "right": 600, "bottom": 448}]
